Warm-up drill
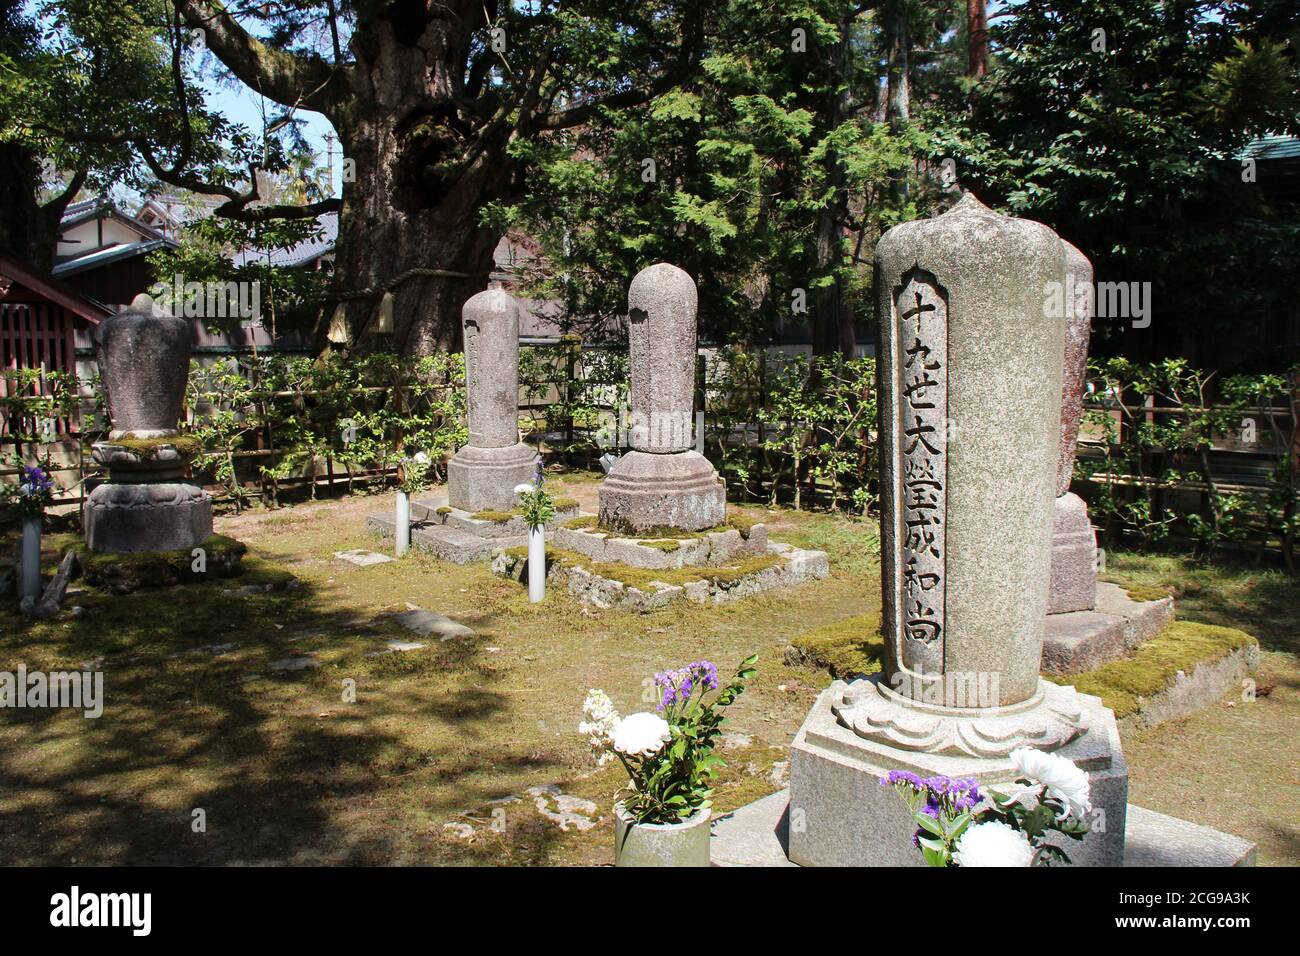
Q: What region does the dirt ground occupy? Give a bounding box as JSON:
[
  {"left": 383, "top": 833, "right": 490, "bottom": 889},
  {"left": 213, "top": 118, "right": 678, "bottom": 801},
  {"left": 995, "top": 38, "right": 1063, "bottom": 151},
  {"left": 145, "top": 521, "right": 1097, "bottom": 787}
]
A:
[{"left": 0, "top": 474, "right": 1294, "bottom": 865}]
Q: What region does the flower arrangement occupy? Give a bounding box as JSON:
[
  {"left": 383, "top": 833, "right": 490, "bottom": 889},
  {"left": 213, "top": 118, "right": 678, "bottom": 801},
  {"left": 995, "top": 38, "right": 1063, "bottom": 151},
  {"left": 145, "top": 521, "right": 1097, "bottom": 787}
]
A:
[
  {"left": 397, "top": 450, "right": 431, "bottom": 495},
  {"left": 580, "top": 654, "right": 758, "bottom": 825},
  {"left": 883, "top": 747, "right": 1092, "bottom": 867},
  {"left": 514, "top": 459, "right": 555, "bottom": 529},
  {"left": 2, "top": 456, "right": 59, "bottom": 520}
]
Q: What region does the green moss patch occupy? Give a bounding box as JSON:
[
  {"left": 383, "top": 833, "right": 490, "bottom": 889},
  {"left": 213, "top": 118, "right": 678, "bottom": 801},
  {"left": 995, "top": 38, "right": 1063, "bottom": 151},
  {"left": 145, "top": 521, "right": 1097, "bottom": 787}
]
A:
[
  {"left": 110, "top": 435, "right": 203, "bottom": 459},
  {"left": 553, "top": 497, "right": 579, "bottom": 511},
  {"left": 1046, "top": 621, "right": 1257, "bottom": 718},
  {"left": 471, "top": 509, "right": 520, "bottom": 523},
  {"left": 1117, "top": 583, "right": 1173, "bottom": 604},
  {"left": 642, "top": 540, "right": 680, "bottom": 552},
  {"left": 563, "top": 515, "right": 599, "bottom": 530},
  {"left": 786, "top": 613, "right": 884, "bottom": 678},
  {"left": 435, "top": 506, "right": 452, "bottom": 515},
  {"left": 508, "top": 547, "right": 781, "bottom": 591}
]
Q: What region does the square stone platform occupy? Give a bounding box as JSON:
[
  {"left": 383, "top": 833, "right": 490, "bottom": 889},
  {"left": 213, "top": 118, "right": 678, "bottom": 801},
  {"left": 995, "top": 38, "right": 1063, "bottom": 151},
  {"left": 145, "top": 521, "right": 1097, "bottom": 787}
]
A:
[
  {"left": 1042, "top": 581, "right": 1174, "bottom": 674},
  {"left": 554, "top": 521, "right": 770, "bottom": 570},
  {"left": 710, "top": 790, "right": 1256, "bottom": 867},
  {"left": 368, "top": 496, "right": 579, "bottom": 564}
]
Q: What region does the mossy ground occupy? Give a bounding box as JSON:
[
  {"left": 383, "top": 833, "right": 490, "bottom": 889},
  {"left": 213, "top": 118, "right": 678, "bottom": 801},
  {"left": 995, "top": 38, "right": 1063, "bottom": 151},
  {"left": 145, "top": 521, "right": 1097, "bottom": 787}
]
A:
[
  {"left": 787, "top": 613, "right": 884, "bottom": 678},
  {"left": 0, "top": 488, "right": 1295, "bottom": 865},
  {"left": 503, "top": 546, "right": 781, "bottom": 590}
]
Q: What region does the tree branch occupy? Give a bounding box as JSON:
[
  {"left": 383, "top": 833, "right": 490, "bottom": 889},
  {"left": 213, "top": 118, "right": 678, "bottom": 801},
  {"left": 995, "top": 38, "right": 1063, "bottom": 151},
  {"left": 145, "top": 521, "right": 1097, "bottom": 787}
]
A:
[{"left": 173, "top": 0, "right": 348, "bottom": 115}]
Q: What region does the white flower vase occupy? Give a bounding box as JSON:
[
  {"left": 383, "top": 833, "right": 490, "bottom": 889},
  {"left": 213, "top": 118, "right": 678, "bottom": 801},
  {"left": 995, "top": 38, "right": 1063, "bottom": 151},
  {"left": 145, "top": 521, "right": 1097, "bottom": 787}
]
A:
[
  {"left": 614, "top": 803, "right": 711, "bottom": 867},
  {"left": 395, "top": 491, "right": 410, "bottom": 557},
  {"left": 20, "top": 516, "right": 42, "bottom": 602},
  {"left": 527, "top": 525, "right": 546, "bottom": 602}
]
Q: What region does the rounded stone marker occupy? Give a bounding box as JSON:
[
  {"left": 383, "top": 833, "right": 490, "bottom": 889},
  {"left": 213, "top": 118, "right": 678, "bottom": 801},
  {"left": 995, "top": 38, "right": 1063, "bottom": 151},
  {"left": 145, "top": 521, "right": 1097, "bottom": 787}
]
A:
[
  {"left": 447, "top": 288, "right": 538, "bottom": 512},
  {"left": 463, "top": 288, "right": 524, "bottom": 449},
  {"left": 627, "top": 263, "right": 698, "bottom": 454},
  {"left": 875, "top": 192, "right": 1066, "bottom": 707},
  {"left": 598, "top": 264, "right": 724, "bottom": 533}
]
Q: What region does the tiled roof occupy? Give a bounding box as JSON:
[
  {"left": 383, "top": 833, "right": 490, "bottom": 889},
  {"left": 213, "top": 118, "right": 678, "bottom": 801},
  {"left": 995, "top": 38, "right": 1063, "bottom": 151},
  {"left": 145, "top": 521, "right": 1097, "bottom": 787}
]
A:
[{"left": 232, "top": 212, "right": 339, "bottom": 268}]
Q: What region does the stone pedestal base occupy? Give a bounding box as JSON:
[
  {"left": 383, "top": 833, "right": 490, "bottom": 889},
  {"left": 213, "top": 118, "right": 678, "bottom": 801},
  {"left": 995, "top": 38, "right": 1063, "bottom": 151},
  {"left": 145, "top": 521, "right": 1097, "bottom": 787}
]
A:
[
  {"left": 86, "top": 482, "right": 213, "bottom": 553},
  {"left": 598, "top": 450, "right": 726, "bottom": 533},
  {"left": 447, "top": 442, "right": 538, "bottom": 512},
  {"left": 787, "top": 676, "right": 1127, "bottom": 867},
  {"left": 1048, "top": 492, "right": 1097, "bottom": 614}
]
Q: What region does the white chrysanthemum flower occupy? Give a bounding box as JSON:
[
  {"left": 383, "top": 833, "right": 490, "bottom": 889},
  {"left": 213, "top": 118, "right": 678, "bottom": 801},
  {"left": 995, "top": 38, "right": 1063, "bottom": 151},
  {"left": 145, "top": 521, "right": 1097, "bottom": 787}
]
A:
[
  {"left": 611, "top": 712, "right": 671, "bottom": 757},
  {"left": 579, "top": 689, "right": 621, "bottom": 765},
  {"left": 413, "top": 451, "right": 430, "bottom": 464},
  {"left": 953, "top": 820, "right": 1035, "bottom": 867},
  {"left": 1010, "top": 747, "right": 1091, "bottom": 820},
  {"left": 513, "top": 483, "right": 535, "bottom": 495}
]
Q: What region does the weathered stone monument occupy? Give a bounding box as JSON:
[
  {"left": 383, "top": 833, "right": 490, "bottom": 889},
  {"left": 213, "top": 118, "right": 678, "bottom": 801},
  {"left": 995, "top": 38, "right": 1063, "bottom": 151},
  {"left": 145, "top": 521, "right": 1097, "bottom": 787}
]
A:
[
  {"left": 786, "top": 194, "right": 1128, "bottom": 867},
  {"left": 447, "top": 288, "right": 539, "bottom": 512},
  {"left": 1049, "top": 241, "right": 1100, "bottom": 614},
  {"left": 85, "top": 293, "right": 214, "bottom": 553},
  {"left": 598, "top": 263, "right": 725, "bottom": 533},
  {"left": 1039, "top": 242, "right": 1174, "bottom": 674}
]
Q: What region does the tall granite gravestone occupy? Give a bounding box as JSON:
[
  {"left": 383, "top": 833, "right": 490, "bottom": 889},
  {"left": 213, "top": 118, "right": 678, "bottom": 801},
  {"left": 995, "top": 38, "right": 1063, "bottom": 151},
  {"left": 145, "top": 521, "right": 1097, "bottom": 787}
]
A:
[
  {"left": 86, "top": 294, "right": 214, "bottom": 553},
  {"left": 598, "top": 263, "right": 725, "bottom": 532},
  {"left": 1048, "top": 242, "right": 1100, "bottom": 613},
  {"left": 447, "top": 288, "right": 539, "bottom": 512},
  {"left": 787, "top": 194, "right": 1127, "bottom": 867}
]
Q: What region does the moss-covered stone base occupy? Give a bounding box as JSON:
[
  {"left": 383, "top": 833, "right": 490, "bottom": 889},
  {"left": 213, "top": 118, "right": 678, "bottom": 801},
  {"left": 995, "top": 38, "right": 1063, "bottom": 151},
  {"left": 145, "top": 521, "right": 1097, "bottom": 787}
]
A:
[
  {"left": 78, "top": 533, "right": 248, "bottom": 594},
  {"left": 783, "top": 613, "right": 884, "bottom": 679}
]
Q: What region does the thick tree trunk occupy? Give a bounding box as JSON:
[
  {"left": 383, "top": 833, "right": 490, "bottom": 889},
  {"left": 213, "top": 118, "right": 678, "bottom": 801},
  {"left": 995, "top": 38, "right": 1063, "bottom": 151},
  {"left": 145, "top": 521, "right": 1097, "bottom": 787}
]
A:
[
  {"left": 967, "top": 0, "right": 988, "bottom": 79},
  {"left": 328, "top": 14, "right": 520, "bottom": 355},
  {"left": 809, "top": 16, "right": 856, "bottom": 358},
  {"left": 0, "top": 143, "right": 71, "bottom": 271}
]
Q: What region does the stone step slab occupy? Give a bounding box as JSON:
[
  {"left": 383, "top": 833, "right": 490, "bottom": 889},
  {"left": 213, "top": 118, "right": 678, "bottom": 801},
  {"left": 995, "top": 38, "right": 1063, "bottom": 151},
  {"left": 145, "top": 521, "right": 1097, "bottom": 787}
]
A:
[
  {"left": 709, "top": 790, "right": 1256, "bottom": 867},
  {"left": 1042, "top": 581, "right": 1175, "bottom": 675}
]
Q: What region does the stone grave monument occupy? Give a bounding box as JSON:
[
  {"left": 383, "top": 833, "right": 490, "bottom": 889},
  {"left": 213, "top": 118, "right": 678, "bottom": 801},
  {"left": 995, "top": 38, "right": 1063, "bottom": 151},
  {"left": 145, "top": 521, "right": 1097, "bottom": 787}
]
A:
[
  {"left": 785, "top": 194, "right": 1128, "bottom": 867},
  {"left": 447, "top": 288, "right": 540, "bottom": 512},
  {"left": 369, "top": 288, "right": 576, "bottom": 563},
  {"left": 597, "top": 263, "right": 726, "bottom": 533},
  {"left": 85, "top": 293, "right": 214, "bottom": 554}
]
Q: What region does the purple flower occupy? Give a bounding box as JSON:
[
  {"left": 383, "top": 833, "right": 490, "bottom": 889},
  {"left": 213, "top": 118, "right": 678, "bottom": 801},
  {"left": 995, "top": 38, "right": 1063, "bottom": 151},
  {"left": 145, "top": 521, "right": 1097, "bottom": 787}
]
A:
[{"left": 653, "top": 660, "right": 720, "bottom": 710}]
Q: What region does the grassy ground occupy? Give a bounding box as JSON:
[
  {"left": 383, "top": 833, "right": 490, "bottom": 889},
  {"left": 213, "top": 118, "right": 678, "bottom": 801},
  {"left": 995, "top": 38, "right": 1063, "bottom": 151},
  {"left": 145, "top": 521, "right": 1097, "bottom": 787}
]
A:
[
  {"left": 0, "top": 476, "right": 1294, "bottom": 865},
  {"left": 1099, "top": 553, "right": 1300, "bottom": 867}
]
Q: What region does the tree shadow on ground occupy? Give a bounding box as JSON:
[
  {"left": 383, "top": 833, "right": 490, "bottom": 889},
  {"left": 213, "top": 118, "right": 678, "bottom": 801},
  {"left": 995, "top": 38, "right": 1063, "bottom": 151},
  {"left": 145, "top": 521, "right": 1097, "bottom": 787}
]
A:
[{"left": 0, "top": 560, "right": 569, "bottom": 865}]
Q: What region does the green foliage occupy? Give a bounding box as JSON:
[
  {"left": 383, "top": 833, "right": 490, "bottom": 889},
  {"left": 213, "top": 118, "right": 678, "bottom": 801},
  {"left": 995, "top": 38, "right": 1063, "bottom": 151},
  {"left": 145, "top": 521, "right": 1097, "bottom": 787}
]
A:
[
  {"left": 182, "top": 351, "right": 466, "bottom": 504},
  {"left": 1078, "top": 358, "right": 1299, "bottom": 560},
  {"left": 617, "top": 655, "right": 758, "bottom": 825},
  {"left": 934, "top": 0, "right": 1300, "bottom": 370},
  {"left": 492, "top": 1, "right": 929, "bottom": 347},
  {"left": 706, "top": 350, "right": 878, "bottom": 512}
]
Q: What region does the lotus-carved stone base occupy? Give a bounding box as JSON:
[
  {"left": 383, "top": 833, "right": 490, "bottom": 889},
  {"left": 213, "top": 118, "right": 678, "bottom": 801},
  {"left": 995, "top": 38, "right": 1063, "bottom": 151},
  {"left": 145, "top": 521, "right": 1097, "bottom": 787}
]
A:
[
  {"left": 832, "top": 675, "right": 1090, "bottom": 758},
  {"left": 86, "top": 481, "right": 213, "bottom": 553}
]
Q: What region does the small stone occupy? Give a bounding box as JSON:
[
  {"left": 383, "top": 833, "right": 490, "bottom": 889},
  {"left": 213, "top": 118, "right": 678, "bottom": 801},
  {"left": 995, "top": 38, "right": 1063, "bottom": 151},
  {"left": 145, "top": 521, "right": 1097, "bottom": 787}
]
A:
[
  {"left": 525, "top": 785, "right": 598, "bottom": 832},
  {"left": 268, "top": 655, "right": 320, "bottom": 672},
  {"left": 721, "top": 732, "right": 753, "bottom": 751},
  {"left": 442, "top": 821, "right": 476, "bottom": 841},
  {"left": 334, "top": 549, "right": 394, "bottom": 567},
  {"left": 389, "top": 608, "right": 474, "bottom": 640}
]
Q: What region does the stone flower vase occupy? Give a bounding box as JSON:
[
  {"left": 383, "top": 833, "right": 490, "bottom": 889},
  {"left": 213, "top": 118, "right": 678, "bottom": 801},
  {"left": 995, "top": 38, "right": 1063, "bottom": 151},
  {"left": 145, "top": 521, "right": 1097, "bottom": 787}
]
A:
[
  {"left": 527, "top": 525, "right": 546, "bottom": 602},
  {"left": 20, "top": 516, "right": 41, "bottom": 602},
  {"left": 613, "top": 803, "right": 711, "bottom": 867},
  {"left": 395, "top": 491, "right": 411, "bottom": 557}
]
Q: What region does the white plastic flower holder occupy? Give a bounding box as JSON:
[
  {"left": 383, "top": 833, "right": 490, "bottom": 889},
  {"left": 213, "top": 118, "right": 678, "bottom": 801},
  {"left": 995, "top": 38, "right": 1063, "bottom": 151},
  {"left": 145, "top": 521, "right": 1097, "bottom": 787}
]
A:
[
  {"left": 527, "top": 525, "right": 546, "bottom": 602},
  {"left": 20, "top": 516, "right": 41, "bottom": 602},
  {"left": 395, "top": 490, "right": 410, "bottom": 557}
]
